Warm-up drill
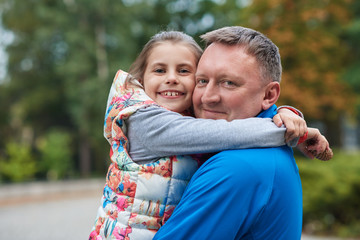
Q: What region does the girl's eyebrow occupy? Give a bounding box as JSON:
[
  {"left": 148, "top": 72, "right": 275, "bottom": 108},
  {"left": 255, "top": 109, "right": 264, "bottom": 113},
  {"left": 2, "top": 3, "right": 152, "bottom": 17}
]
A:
[
  {"left": 149, "top": 62, "right": 166, "bottom": 67},
  {"left": 150, "top": 62, "right": 196, "bottom": 69},
  {"left": 178, "top": 63, "right": 196, "bottom": 69},
  {"left": 178, "top": 62, "right": 193, "bottom": 66}
]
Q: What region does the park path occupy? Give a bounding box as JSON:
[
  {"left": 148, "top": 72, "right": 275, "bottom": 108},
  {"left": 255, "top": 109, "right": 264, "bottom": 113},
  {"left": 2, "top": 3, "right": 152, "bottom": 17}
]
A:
[
  {"left": 0, "top": 179, "right": 104, "bottom": 240},
  {"left": 0, "top": 179, "right": 345, "bottom": 240}
]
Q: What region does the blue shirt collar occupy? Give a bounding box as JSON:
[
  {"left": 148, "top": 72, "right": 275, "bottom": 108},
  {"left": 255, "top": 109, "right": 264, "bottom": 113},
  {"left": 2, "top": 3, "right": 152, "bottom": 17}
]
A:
[{"left": 256, "top": 104, "right": 277, "bottom": 119}]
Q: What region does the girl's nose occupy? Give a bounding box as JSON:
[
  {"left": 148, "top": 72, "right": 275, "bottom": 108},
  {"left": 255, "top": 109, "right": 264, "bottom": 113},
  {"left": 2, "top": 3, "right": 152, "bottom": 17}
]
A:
[{"left": 165, "top": 71, "right": 179, "bottom": 84}]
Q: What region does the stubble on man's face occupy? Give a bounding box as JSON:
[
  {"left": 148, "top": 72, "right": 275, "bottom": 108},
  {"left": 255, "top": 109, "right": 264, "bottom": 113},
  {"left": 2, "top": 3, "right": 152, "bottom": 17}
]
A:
[{"left": 192, "top": 43, "right": 265, "bottom": 121}]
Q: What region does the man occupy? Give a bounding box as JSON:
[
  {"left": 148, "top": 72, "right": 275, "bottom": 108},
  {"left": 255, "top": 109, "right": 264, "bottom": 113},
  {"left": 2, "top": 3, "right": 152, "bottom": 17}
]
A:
[{"left": 154, "top": 26, "right": 306, "bottom": 239}]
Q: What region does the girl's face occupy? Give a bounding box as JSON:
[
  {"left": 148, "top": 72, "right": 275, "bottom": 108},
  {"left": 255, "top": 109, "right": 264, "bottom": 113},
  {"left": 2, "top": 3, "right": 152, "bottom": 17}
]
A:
[{"left": 142, "top": 42, "right": 197, "bottom": 113}]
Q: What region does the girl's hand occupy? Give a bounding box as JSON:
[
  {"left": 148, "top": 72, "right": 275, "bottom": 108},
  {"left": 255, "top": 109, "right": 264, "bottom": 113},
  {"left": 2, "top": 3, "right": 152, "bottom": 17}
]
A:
[
  {"left": 273, "top": 108, "right": 307, "bottom": 144},
  {"left": 296, "top": 127, "right": 333, "bottom": 161}
]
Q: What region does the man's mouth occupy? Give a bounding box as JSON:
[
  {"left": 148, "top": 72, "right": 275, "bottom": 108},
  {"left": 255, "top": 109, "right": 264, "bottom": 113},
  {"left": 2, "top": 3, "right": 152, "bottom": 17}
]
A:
[
  {"left": 203, "top": 108, "right": 224, "bottom": 114},
  {"left": 201, "top": 108, "right": 226, "bottom": 119}
]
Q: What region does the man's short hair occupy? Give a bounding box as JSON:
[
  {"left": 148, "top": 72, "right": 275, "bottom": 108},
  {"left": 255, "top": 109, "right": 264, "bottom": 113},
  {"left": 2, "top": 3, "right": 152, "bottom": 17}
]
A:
[{"left": 200, "top": 26, "right": 282, "bottom": 83}]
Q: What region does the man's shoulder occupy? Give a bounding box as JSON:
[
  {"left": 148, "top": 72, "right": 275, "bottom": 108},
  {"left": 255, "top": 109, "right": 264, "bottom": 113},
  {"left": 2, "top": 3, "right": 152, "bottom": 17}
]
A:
[
  {"left": 215, "top": 146, "right": 292, "bottom": 160},
  {"left": 206, "top": 146, "right": 295, "bottom": 175},
  {"left": 197, "top": 148, "right": 285, "bottom": 188}
]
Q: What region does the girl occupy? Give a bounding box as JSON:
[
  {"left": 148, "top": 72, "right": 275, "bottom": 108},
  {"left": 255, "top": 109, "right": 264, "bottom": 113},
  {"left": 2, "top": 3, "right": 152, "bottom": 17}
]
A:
[{"left": 89, "top": 31, "right": 326, "bottom": 240}]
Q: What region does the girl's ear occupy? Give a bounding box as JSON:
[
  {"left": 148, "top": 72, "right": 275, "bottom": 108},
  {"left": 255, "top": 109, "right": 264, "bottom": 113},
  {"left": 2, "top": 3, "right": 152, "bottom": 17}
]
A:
[{"left": 262, "top": 82, "right": 280, "bottom": 110}]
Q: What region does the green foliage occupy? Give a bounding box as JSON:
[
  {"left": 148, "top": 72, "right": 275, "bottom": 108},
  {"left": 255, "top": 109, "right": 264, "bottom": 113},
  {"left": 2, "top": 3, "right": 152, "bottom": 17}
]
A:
[
  {"left": 298, "top": 150, "right": 360, "bottom": 237},
  {"left": 238, "top": 0, "right": 356, "bottom": 122},
  {"left": 0, "top": 0, "right": 229, "bottom": 177},
  {"left": 342, "top": 0, "right": 360, "bottom": 119},
  {"left": 0, "top": 0, "right": 359, "bottom": 178},
  {"left": 0, "top": 142, "right": 37, "bottom": 182},
  {"left": 38, "top": 129, "right": 73, "bottom": 181}
]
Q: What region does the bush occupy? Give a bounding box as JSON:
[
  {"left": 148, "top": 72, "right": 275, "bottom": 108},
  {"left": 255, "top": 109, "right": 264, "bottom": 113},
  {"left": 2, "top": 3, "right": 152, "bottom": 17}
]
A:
[
  {"left": 298, "top": 150, "right": 360, "bottom": 238},
  {"left": 0, "top": 142, "right": 37, "bottom": 182},
  {"left": 38, "top": 129, "right": 73, "bottom": 180}
]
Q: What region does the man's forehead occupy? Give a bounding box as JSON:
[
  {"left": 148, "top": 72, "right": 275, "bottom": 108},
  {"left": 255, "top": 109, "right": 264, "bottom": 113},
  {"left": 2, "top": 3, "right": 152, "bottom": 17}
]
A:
[
  {"left": 200, "top": 43, "right": 253, "bottom": 63},
  {"left": 197, "top": 43, "right": 257, "bottom": 70},
  {"left": 196, "top": 43, "right": 263, "bottom": 85}
]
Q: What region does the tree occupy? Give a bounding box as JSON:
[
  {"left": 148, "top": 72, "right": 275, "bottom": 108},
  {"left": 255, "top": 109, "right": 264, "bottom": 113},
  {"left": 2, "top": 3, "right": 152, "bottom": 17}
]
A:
[
  {"left": 238, "top": 0, "right": 357, "bottom": 147},
  {"left": 342, "top": 0, "right": 360, "bottom": 139},
  {"left": 1, "top": 0, "right": 357, "bottom": 179},
  {"left": 0, "top": 0, "right": 226, "bottom": 178}
]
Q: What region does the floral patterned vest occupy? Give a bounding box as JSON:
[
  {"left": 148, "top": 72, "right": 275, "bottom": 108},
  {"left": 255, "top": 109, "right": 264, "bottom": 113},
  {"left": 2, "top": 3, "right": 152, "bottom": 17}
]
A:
[{"left": 89, "top": 70, "right": 198, "bottom": 240}]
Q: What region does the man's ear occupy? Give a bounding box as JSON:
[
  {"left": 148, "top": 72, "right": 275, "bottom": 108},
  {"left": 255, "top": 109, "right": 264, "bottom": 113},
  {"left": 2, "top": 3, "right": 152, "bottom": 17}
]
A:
[{"left": 262, "top": 82, "right": 280, "bottom": 110}]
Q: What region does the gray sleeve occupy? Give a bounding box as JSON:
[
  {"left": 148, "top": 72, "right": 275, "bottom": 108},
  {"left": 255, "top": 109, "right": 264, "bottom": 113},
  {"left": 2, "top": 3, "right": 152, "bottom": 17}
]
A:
[{"left": 126, "top": 106, "right": 297, "bottom": 163}]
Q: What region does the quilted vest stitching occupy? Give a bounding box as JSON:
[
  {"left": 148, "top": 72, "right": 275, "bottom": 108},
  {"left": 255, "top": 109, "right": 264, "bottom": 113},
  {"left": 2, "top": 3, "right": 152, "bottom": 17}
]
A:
[{"left": 90, "top": 70, "right": 198, "bottom": 240}]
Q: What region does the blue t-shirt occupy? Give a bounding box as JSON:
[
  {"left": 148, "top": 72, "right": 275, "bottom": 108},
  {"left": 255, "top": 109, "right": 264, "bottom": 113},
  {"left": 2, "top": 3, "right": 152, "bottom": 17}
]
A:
[{"left": 154, "top": 105, "right": 303, "bottom": 240}]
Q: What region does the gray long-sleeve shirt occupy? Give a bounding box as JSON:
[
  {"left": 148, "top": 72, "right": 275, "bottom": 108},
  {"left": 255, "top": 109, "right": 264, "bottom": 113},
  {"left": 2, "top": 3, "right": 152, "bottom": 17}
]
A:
[{"left": 126, "top": 106, "right": 297, "bottom": 164}]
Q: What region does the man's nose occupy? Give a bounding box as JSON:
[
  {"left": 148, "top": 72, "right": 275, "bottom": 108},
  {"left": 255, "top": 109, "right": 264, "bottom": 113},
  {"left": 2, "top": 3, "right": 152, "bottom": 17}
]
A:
[{"left": 201, "top": 84, "right": 220, "bottom": 104}]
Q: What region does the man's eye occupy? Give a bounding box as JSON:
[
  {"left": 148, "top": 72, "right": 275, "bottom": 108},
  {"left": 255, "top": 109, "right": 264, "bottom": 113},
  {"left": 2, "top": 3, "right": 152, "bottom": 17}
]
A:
[
  {"left": 196, "top": 79, "right": 208, "bottom": 86},
  {"left": 222, "top": 80, "right": 237, "bottom": 88}
]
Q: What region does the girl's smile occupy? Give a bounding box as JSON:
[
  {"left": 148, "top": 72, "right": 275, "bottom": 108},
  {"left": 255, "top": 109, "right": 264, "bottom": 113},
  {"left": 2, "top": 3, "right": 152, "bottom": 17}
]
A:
[
  {"left": 158, "top": 90, "right": 184, "bottom": 97},
  {"left": 142, "top": 42, "right": 197, "bottom": 113}
]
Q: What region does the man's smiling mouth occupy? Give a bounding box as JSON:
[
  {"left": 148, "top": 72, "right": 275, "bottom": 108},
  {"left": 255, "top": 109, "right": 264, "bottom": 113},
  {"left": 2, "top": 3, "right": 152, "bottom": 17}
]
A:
[{"left": 203, "top": 108, "right": 225, "bottom": 114}]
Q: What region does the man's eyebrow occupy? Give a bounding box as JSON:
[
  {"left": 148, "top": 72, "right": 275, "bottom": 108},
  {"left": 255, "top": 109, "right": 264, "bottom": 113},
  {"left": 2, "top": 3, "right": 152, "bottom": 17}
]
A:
[
  {"left": 218, "top": 73, "right": 243, "bottom": 80},
  {"left": 195, "top": 73, "right": 207, "bottom": 78}
]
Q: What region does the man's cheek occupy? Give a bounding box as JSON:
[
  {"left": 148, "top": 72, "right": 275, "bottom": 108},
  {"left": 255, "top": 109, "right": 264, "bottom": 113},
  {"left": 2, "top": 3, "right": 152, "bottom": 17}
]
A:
[{"left": 191, "top": 89, "right": 201, "bottom": 105}]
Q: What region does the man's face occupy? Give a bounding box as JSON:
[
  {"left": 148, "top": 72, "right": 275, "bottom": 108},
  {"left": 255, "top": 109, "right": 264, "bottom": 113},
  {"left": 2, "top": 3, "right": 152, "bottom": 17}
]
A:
[{"left": 193, "top": 43, "right": 267, "bottom": 121}]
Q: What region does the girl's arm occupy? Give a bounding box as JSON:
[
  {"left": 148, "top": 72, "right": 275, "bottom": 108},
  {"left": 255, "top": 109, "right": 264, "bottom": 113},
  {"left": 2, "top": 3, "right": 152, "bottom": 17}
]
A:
[
  {"left": 296, "top": 127, "right": 333, "bottom": 161},
  {"left": 126, "top": 106, "right": 298, "bottom": 162},
  {"left": 274, "top": 107, "right": 307, "bottom": 143}
]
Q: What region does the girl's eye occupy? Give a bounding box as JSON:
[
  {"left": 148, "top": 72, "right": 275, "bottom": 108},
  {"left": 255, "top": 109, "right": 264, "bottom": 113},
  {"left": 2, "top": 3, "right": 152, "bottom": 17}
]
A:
[
  {"left": 179, "top": 68, "right": 190, "bottom": 74},
  {"left": 155, "top": 68, "right": 165, "bottom": 73}
]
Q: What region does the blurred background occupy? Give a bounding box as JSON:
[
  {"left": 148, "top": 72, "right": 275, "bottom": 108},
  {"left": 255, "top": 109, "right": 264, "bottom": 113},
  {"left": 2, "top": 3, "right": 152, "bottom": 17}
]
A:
[{"left": 0, "top": 0, "right": 359, "bottom": 238}]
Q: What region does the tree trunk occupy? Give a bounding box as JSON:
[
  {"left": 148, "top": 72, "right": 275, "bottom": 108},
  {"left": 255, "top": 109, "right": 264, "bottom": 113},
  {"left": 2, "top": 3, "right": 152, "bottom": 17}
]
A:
[
  {"left": 95, "top": 22, "right": 109, "bottom": 82},
  {"left": 79, "top": 137, "right": 91, "bottom": 177},
  {"left": 324, "top": 116, "right": 343, "bottom": 148}
]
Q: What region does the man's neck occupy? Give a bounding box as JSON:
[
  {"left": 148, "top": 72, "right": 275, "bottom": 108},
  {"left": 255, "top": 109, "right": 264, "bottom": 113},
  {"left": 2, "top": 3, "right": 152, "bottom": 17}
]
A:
[{"left": 256, "top": 105, "right": 277, "bottom": 119}]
